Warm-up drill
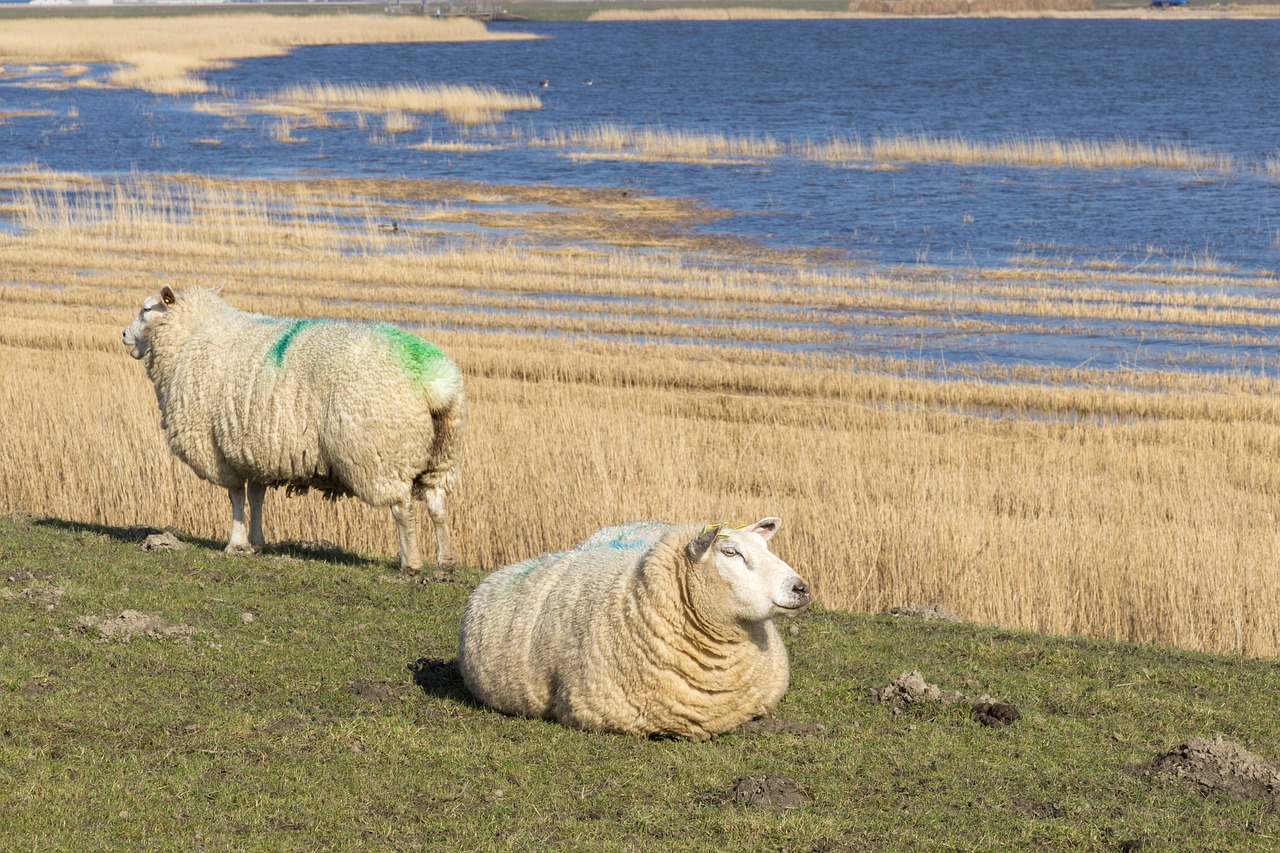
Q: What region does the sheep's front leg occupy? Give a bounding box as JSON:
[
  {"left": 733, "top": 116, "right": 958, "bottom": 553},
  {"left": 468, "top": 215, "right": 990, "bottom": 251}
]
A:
[
  {"left": 226, "top": 484, "right": 256, "bottom": 555},
  {"left": 424, "top": 486, "right": 455, "bottom": 569},
  {"left": 247, "top": 482, "right": 267, "bottom": 550},
  {"left": 390, "top": 498, "right": 422, "bottom": 575}
]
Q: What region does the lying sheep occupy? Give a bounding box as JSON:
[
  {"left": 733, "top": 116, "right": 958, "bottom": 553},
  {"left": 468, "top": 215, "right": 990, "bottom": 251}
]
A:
[
  {"left": 122, "top": 285, "right": 464, "bottom": 573},
  {"left": 457, "top": 518, "right": 810, "bottom": 740}
]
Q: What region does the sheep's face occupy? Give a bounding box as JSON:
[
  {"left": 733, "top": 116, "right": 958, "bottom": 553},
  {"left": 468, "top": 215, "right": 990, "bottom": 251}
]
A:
[
  {"left": 687, "top": 518, "right": 810, "bottom": 624},
  {"left": 122, "top": 287, "right": 173, "bottom": 359}
]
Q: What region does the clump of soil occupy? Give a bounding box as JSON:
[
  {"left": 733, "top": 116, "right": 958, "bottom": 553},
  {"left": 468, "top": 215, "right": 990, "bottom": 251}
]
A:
[
  {"left": 75, "top": 610, "right": 196, "bottom": 642},
  {"left": 141, "top": 531, "right": 186, "bottom": 552},
  {"left": 3, "top": 570, "right": 64, "bottom": 609},
  {"left": 870, "top": 670, "right": 1020, "bottom": 726},
  {"left": 735, "top": 717, "right": 827, "bottom": 736},
  {"left": 347, "top": 681, "right": 399, "bottom": 703},
  {"left": 1150, "top": 735, "right": 1280, "bottom": 806},
  {"left": 884, "top": 603, "right": 963, "bottom": 623},
  {"left": 973, "top": 701, "right": 1022, "bottom": 727},
  {"left": 730, "top": 774, "right": 809, "bottom": 810},
  {"left": 5, "top": 511, "right": 49, "bottom": 527},
  {"left": 870, "top": 670, "right": 969, "bottom": 707}
]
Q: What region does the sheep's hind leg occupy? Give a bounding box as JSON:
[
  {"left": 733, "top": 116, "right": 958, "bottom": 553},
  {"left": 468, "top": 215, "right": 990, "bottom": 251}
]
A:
[
  {"left": 225, "top": 484, "right": 257, "bottom": 555},
  {"left": 424, "top": 486, "right": 455, "bottom": 571},
  {"left": 247, "top": 482, "right": 267, "bottom": 550},
  {"left": 390, "top": 497, "right": 422, "bottom": 575}
]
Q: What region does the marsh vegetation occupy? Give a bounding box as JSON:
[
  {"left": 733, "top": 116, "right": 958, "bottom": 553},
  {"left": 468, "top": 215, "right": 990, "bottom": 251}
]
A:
[{"left": 2, "top": 169, "right": 1280, "bottom": 657}]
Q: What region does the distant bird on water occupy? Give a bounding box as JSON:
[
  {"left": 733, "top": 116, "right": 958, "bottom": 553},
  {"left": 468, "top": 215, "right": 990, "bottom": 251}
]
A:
[
  {"left": 537, "top": 79, "right": 550, "bottom": 88},
  {"left": 582, "top": 79, "right": 593, "bottom": 86},
  {"left": 378, "top": 221, "right": 399, "bottom": 233}
]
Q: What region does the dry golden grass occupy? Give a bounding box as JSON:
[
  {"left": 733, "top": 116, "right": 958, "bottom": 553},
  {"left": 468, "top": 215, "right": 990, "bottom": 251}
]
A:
[
  {"left": 533, "top": 123, "right": 1240, "bottom": 174},
  {"left": 265, "top": 82, "right": 541, "bottom": 126},
  {"left": 3, "top": 170, "right": 1280, "bottom": 658},
  {"left": 802, "top": 132, "right": 1236, "bottom": 173},
  {"left": 537, "top": 122, "right": 783, "bottom": 164},
  {"left": 0, "top": 15, "right": 537, "bottom": 94}
]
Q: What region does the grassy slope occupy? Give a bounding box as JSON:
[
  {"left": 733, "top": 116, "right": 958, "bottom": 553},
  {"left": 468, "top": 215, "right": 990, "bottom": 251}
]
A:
[{"left": 2, "top": 515, "right": 1277, "bottom": 850}]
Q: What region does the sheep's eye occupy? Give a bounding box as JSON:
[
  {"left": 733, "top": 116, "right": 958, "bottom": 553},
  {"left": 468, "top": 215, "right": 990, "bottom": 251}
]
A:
[{"left": 720, "top": 546, "right": 739, "bottom": 558}]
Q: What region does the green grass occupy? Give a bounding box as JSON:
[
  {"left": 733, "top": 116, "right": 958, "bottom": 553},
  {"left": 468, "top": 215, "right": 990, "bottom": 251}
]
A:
[{"left": 2, "top": 514, "right": 1277, "bottom": 851}]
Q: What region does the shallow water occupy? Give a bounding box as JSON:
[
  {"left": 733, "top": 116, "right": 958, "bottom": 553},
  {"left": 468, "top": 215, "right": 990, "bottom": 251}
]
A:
[
  {"left": 3, "top": 19, "right": 1280, "bottom": 375},
  {"left": 3, "top": 20, "right": 1279, "bottom": 270}
]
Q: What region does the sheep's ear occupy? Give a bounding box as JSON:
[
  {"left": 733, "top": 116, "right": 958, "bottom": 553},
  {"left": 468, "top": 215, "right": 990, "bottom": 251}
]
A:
[
  {"left": 686, "top": 523, "right": 724, "bottom": 563},
  {"left": 744, "top": 517, "right": 782, "bottom": 541},
  {"left": 160, "top": 286, "right": 176, "bottom": 306}
]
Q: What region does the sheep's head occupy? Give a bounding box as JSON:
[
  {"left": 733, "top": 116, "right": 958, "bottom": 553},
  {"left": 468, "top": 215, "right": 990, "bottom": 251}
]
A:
[
  {"left": 685, "top": 518, "right": 810, "bottom": 624},
  {"left": 122, "top": 285, "right": 175, "bottom": 359}
]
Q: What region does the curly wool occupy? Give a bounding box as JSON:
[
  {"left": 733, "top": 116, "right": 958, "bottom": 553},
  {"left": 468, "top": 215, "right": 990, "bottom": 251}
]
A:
[
  {"left": 144, "top": 288, "right": 462, "bottom": 501},
  {"left": 458, "top": 521, "right": 795, "bottom": 741},
  {"left": 127, "top": 287, "right": 465, "bottom": 570}
]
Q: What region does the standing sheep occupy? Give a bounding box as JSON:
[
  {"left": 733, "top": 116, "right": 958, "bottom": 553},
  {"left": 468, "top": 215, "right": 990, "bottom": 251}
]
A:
[
  {"left": 122, "top": 285, "right": 464, "bottom": 573},
  {"left": 457, "top": 518, "right": 811, "bottom": 740}
]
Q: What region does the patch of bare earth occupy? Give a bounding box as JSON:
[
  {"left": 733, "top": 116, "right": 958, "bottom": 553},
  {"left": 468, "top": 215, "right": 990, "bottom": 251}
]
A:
[
  {"left": 75, "top": 610, "right": 196, "bottom": 642},
  {"left": 5, "top": 510, "right": 50, "bottom": 526},
  {"left": 870, "top": 669, "right": 1021, "bottom": 727},
  {"left": 346, "top": 681, "right": 399, "bottom": 703},
  {"left": 735, "top": 717, "right": 827, "bottom": 735},
  {"left": 140, "top": 530, "right": 186, "bottom": 552},
  {"left": 1149, "top": 735, "right": 1280, "bottom": 806},
  {"left": 3, "top": 570, "right": 64, "bottom": 609},
  {"left": 883, "top": 603, "right": 963, "bottom": 623},
  {"left": 729, "top": 774, "right": 810, "bottom": 810}
]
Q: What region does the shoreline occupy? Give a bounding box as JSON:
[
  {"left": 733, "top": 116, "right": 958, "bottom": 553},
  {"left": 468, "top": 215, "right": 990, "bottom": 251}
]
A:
[
  {"left": 582, "top": 5, "right": 1280, "bottom": 20},
  {"left": 3, "top": 3, "right": 1280, "bottom": 22}
]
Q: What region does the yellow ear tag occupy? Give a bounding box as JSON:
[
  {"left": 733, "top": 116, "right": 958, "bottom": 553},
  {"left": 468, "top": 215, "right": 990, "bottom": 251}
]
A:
[
  {"left": 162, "top": 290, "right": 174, "bottom": 305},
  {"left": 702, "top": 522, "right": 732, "bottom": 539}
]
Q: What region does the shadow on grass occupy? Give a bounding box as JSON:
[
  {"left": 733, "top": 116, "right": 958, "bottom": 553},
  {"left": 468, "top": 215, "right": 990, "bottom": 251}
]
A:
[
  {"left": 23, "top": 514, "right": 382, "bottom": 569},
  {"left": 408, "top": 656, "right": 479, "bottom": 707},
  {"left": 33, "top": 515, "right": 227, "bottom": 551},
  {"left": 264, "top": 539, "right": 380, "bottom": 569}
]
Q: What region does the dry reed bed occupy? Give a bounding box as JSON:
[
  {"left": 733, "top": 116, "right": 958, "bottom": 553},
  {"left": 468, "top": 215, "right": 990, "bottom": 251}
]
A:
[
  {"left": 261, "top": 82, "right": 541, "bottom": 126},
  {"left": 537, "top": 123, "right": 1241, "bottom": 173},
  {"left": 6, "top": 174, "right": 1280, "bottom": 375},
  {"left": 3, "top": 171, "right": 1280, "bottom": 657},
  {"left": 800, "top": 132, "right": 1237, "bottom": 173},
  {"left": 0, "top": 15, "right": 536, "bottom": 94}
]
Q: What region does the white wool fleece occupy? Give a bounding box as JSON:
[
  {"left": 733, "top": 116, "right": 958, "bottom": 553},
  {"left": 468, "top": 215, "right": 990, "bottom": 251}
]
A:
[
  {"left": 458, "top": 518, "right": 810, "bottom": 740},
  {"left": 123, "top": 285, "right": 464, "bottom": 571}
]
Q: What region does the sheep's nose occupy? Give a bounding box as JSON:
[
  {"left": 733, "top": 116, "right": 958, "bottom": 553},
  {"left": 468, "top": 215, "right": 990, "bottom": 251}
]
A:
[{"left": 792, "top": 579, "right": 811, "bottom": 603}]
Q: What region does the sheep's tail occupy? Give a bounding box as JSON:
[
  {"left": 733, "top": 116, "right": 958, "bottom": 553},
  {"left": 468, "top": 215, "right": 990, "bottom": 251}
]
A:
[{"left": 416, "top": 368, "right": 465, "bottom": 496}]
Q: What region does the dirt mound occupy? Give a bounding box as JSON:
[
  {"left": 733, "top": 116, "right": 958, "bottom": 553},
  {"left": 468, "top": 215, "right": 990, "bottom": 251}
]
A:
[
  {"left": 884, "top": 603, "right": 962, "bottom": 623},
  {"left": 870, "top": 670, "right": 970, "bottom": 707},
  {"left": 736, "top": 717, "right": 827, "bottom": 736},
  {"left": 973, "top": 701, "right": 1021, "bottom": 727},
  {"left": 1151, "top": 735, "right": 1280, "bottom": 806},
  {"left": 730, "top": 774, "right": 809, "bottom": 810},
  {"left": 346, "top": 681, "right": 399, "bottom": 703},
  {"left": 870, "top": 670, "right": 1020, "bottom": 726},
  {"left": 4, "top": 570, "right": 64, "bottom": 609},
  {"left": 141, "top": 531, "right": 186, "bottom": 552},
  {"left": 5, "top": 511, "right": 49, "bottom": 527},
  {"left": 75, "top": 610, "right": 196, "bottom": 642}
]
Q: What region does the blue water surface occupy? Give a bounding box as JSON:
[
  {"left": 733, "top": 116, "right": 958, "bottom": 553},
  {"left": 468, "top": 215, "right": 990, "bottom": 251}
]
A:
[{"left": 3, "top": 19, "right": 1279, "bottom": 271}]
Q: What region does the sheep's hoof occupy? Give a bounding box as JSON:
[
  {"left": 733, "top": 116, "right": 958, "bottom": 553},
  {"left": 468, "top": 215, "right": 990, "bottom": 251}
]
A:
[{"left": 224, "top": 543, "right": 258, "bottom": 556}]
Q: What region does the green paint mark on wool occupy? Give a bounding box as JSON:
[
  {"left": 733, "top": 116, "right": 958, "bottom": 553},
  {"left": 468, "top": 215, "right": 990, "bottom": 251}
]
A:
[
  {"left": 268, "top": 320, "right": 312, "bottom": 366},
  {"left": 379, "top": 324, "right": 448, "bottom": 381}
]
